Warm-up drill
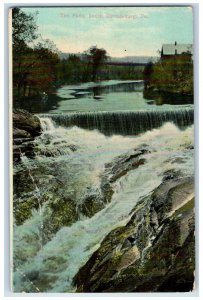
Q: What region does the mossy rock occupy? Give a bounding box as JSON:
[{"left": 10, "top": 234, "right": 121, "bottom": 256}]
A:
[
  {"left": 43, "top": 197, "right": 79, "bottom": 235},
  {"left": 80, "top": 194, "right": 105, "bottom": 218},
  {"left": 74, "top": 176, "right": 195, "bottom": 293},
  {"left": 14, "top": 197, "right": 39, "bottom": 225}
]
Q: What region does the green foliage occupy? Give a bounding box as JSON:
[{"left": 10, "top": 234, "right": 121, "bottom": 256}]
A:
[
  {"left": 12, "top": 8, "right": 38, "bottom": 55},
  {"left": 83, "top": 46, "right": 108, "bottom": 81},
  {"left": 57, "top": 55, "right": 89, "bottom": 84},
  {"left": 143, "top": 54, "right": 193, "bottom": 95},
  {"left": 57, "top": 46, "right": 144, "bottom": 85},
  {"left": 12, "top": 8, "right": 60, "bottom": 105},
  {"left": 13, "top": 45, "right": 60, "bottom": 100},
  {"left": 143, "top": 61, "right": 154, "bottom": 87},
  {"left": 105, "top": 64, "right": 144, "bottom": 81},
  {"left": 57, "top": 57, "right": 144, "bottom": 85}
]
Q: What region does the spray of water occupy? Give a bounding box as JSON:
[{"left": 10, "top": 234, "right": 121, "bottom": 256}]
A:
[{"left": 13, "top": 118, "right": 194, "bottom": 292}]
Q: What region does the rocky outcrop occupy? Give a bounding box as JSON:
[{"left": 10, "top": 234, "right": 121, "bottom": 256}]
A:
[
  {"left": 74, "top": 175, "right": 195, "bottom": 293},
  {"left": 13, "top": 109, "right": 41, "bottom": 162},
  {"left": 80, "top": 147, "right": 148, "bottom": 217}
]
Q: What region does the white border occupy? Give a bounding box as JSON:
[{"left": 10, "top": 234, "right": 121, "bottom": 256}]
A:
[{"left": 1, "top": 1, "right": 202, "bottom": 299}]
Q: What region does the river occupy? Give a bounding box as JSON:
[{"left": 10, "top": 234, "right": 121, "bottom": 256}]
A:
[{"left": 12, "top": 80, "right": 194, "bottom": 292}]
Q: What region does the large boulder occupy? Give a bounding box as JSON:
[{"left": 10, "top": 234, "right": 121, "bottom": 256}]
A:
[
  {"left": 74, "top": 176, "right": 195, "bottom": 293},
  {"left": 13, "top": 109, "right": 41, "bottom": 136},
  {"left": 13, "top": 109, "right": 41, "bottom": 162}
]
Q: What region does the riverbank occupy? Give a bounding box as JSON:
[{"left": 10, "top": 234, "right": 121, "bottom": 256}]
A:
[
  {"left": 143, "top": 87, "right": 193, "bottom": 106},
  {"left": 143, "top": 54, "right": 193, "bottom": 104}
]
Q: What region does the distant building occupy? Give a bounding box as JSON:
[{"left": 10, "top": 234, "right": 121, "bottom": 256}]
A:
[{"left": 161, "top": 42, "right": 193, "bottom": 60}]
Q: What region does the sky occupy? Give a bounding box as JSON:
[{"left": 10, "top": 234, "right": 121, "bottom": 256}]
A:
[{"left": 22, "top": 6, "right": 193, "bottom": 57}]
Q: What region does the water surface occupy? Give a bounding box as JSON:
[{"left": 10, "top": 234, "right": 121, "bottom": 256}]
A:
[{"left": 48, "top": 80, "right": 193, "bottom": 113}]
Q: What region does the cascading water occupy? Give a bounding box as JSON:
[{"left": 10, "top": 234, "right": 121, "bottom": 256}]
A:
[
  {"left": 12, "top": 110, "right": 194, "bottom": 293},
  {"left": 39, "top": 108, "right": 193, "bottom": 136}
]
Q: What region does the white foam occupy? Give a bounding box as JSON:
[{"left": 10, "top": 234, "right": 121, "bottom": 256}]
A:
[{"left": 13, "top": 120, "right": 194, "bottom": 292}]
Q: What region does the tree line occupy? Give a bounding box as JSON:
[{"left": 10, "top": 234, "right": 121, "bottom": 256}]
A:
[
  {"left": 12, "top": 8, "right": 143, "bottom": 108},
  {"left": 14, "top": 7, "right": 192, "bottom": 109},
  {"left": 57, "top": 56, "right": 144, "bottom": 85}
]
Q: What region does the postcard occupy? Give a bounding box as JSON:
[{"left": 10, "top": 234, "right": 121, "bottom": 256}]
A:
[{"left": 10, "top": 5, "right": 195, "bottom": 293}]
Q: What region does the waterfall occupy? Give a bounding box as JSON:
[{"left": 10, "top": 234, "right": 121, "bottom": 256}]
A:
[
  {"left": 39, "top": 108, "right": 193, "bottom": 135},
  {"left": 40, "top": 117, "right": 56, "bottom": 131},
  {"left": 13, "top": 120, "right": 194, "bottom": 292}
]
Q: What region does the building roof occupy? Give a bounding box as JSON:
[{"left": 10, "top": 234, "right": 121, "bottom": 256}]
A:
[{"left": 162, "top": 43, "right": 193, "bottom": 55}]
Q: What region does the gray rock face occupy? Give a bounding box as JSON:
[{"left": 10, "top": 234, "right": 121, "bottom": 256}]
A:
[
  {"left": 74, "top": 176, "right": 195, "bottom": 293},
  {"left": 13, "top": 109, "right": 41, "bottom": 161}
]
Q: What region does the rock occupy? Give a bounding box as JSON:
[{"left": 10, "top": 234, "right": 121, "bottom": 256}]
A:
[
  {"left": 149, "top": 207, "right": 159, "bottom": 232},
  {"left": 13, "top": 128, "right": 32, "bottom": 139},
  {"left": 13, "top": 109, "right": 41, "bottom": 137},
  {"left": 80, "top": 193, "right": 105, "bottom": 218},
  {"left": 74, "top": 176, "right": 195, "bottom": 293},
  {"left": 13, "top": 109, "right": 41, "bottom": 162},
  {"left": 44, "top": 196, "right": 79, "bottom": 239},
  {"left": 151, "top": 177, "right": 194, "bottom": 223},
  {"left": 116, "top": 245, "right": 140, "bottom": 271},
  {"left": 14, "top": 168, "right": 79, "bottom": 237}
]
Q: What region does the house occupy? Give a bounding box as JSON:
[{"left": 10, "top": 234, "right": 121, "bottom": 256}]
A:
[{"left": 161, "top": 42, "right": 193, "bottom": 60}]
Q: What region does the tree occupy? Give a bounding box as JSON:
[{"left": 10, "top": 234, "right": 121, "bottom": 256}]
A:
[
  {"left": 83, "top": 46, "right": 108, "bottom": 81},
  {"left": 12, "top": 8, "right": 38, "bottom": 99},
  {"left": 143, "top": 61, "right": 154, "bottom": 88},
  {"left": 12, "top": 8, "right": 38, "bottom": 55},
  {"left": 12, "top": 9, "right": 60, "bottom": 103},
  {"left": 30, "top": 41, "right": 60, "bottom": 93},
  {"left": 34, "top": 38, "right": 60, "bottom": 55},
  {"left": 13, "top": 41, "right": 60, "bottom": 99}
]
